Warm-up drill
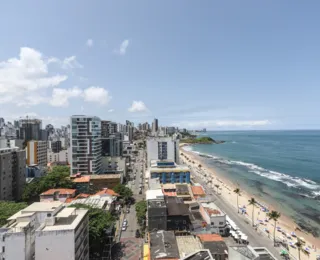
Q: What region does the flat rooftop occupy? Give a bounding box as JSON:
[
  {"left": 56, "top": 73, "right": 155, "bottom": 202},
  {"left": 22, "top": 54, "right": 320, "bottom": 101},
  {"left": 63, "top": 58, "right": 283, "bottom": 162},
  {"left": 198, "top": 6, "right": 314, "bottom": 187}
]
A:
[
  {"left": 149, "top": 230, "right": 180, "bottom": 260},
  {"left": 176, "top": 236, "right": 203, "bottom": 258},
  {"left": 182, "top": 250, "right": 214, "bottom": 260},
  {"left": 90, "top": 174, "right": 121, "bottom": 179},
  {"left": 201, "top": 202, "right": 225, "bottom": 217}
]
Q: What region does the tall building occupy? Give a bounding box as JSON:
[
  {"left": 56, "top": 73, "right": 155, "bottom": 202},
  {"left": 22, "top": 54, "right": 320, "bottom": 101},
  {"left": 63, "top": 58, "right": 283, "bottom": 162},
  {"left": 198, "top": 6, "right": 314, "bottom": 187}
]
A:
[
  {"left": 101, "top": 132, "right": 123, "bottom": 157},
  {"left": 146, "top": 136, "right": 180, "bottom": 166},
  {"left": 51, "top": 140, "right": 62, "bottom": 153},
  {"left": 0, "top": 147, "right": 26, "bottom": 200},
  {"left": 26, "top": 140, "right": 48, "bottom": 167},
  {"left": 152, "top": 118, "right": 158, "bottom": 133},
  {"left": 101, "top": 121, "right": 117, "bottom": 136},
  {"left": 19, "top": 118, "right": 42, "bottom": 142},
  {"left": 0, "top": 202, "right": 89, "bottom": 260},
  {"left": 70, "top": 115, "right": 102, "bottom": 175}
]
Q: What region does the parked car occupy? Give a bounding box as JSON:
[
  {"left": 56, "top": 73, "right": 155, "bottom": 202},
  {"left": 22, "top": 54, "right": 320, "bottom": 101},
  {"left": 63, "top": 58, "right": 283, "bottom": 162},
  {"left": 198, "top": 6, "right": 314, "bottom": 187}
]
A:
[
  {"left": 122, "top": 226, "right": 127, "bottom": 231},
  {"left": 135, "top": 229, "right": 140, "bottom": 238},
  {"left": 126, "top": 209, "right": 130, "bottom": 213}
]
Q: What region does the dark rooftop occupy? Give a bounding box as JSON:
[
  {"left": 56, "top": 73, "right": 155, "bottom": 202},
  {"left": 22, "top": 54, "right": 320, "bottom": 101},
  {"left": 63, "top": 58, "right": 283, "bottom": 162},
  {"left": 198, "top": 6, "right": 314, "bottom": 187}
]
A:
[
  {"left": 166, "top": 197, "right": 190, "bottom": 216},
  {"left": 148, "top": 199, "right": 167, "bottom": 209},
  {"left": 203, "top": 241, "right": 228, "bottom": 255},
  {"left": 150, "top": 230, "right": 180, "bottom": 259},
  {"left": 176, "top": 184, "right": 190, "bottom": 195}
]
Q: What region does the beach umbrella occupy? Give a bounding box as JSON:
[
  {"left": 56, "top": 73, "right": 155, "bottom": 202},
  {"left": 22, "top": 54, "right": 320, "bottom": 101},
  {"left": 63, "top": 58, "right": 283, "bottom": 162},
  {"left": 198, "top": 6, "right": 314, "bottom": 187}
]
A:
[
  {"left": 291, "top": 231, "right": 296, "bottom": 237},
  {"left": 289, "top": 242, "right": 296, "bottom": 248},
  {"left": 280, "top": 250, "right": 288, "bottom": 255}
]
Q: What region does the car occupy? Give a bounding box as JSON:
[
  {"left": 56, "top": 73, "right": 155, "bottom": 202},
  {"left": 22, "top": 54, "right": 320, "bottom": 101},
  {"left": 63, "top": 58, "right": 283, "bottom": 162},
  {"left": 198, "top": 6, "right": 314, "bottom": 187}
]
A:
[
  {"left": 126, "top": 209, "right": 130, "bottom": 213},
  {"left": 135, "top": 229, "right": 140, "bottom": 238},
  {"left": 122, "top": 226, "right": 127, "bottom": 231}
]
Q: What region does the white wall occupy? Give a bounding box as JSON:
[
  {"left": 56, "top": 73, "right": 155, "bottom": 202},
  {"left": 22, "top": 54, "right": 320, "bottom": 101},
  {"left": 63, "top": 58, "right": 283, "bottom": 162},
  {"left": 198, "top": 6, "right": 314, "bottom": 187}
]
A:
[
  {"left": 1, "top": 232, "right": 27, "bottom": 260},
  {"left": 147, "top": 137, "right": 179, "bottom": 165},
  {"left": 35, "top": 230, "right": 75, "bottom": 260}
]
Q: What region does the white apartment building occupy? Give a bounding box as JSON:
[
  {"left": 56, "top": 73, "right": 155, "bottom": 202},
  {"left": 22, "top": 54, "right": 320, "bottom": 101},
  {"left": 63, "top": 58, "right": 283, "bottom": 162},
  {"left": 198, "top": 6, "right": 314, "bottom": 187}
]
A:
[
  {"left": 200, "top": 202, "right": 228, "bottom": 236},
  {"left": 0, "top": 202, "right": 89, "bottom": 260},
  {"left": 26, "top": 140, "right": 48, "bottom": 167},
  {"left": 47, "top": 149, "right": 70, "bottom": 163},
  {"left": 146, "top": 136, "right": 180, "bottom": 166},
  {"left": 70, "top": 115, "right": 102, "bottom": 175}
]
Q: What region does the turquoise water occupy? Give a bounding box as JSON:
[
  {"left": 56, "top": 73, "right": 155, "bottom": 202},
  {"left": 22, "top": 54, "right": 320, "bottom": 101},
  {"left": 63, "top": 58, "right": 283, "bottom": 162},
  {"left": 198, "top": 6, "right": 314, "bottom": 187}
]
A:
[{"left": 186, "top": 130, "right": 320, "bottom": 237}]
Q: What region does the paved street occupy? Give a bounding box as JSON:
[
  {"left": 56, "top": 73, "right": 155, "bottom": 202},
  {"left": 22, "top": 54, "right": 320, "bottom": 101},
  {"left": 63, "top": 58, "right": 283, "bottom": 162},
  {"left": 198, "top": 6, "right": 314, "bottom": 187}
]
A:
[{"left": 191, "top": 166, "right": 284, "bottom": 259}]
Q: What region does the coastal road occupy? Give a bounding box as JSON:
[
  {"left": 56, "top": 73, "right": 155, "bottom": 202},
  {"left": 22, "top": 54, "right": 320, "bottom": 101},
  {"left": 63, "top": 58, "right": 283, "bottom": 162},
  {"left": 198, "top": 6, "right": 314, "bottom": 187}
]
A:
[{"left": 191, "top": 168, "right": 284, "bottom": 259}]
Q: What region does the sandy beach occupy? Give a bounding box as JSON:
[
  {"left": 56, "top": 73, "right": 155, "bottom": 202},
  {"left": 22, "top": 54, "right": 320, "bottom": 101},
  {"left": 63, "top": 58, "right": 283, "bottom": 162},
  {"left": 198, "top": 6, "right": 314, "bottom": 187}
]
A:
[{"left": 181, "top": 144, "right": 320, "bottom": 260}]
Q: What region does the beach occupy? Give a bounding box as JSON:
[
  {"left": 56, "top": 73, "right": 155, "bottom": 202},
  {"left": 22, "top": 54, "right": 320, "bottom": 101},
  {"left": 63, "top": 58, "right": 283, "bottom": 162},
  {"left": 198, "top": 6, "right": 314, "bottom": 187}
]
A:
[{"left": 181, "top": 144, "right": 320, "bottom": 260}]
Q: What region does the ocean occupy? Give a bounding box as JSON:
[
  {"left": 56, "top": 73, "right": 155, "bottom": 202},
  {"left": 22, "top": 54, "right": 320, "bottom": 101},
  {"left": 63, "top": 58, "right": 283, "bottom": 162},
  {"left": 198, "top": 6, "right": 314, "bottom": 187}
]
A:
[{"left": 184, "top": 130, "right": 320, "bottom": 237}]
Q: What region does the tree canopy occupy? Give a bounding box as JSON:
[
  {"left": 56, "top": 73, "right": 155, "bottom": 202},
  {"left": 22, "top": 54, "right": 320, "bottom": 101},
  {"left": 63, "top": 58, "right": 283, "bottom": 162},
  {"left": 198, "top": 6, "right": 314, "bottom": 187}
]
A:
[
  {"left": 0, "top": 201, "right": 28, "bottom": 226},
  {"left": 135, "top": 200, "right": 147, "bottom": 228},
  {"left": 69, "top": 203, "right": 115, "bottom": 257},
  {"left": 22, "top": 166, "right": 73, "bottom": 202},
  {"left": 113, "top": 184, "right": 133, "bottom": 203}
]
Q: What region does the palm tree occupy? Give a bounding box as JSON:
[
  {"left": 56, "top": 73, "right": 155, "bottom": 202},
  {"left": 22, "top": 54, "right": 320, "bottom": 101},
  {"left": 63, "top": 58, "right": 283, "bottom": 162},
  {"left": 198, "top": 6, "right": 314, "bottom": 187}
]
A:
[
  {"left": 295, "top": 238, "right": 303, "bottom": 260},
  {"left": 267, "top": 210, "right": 281, "bottom": 245},
  {"left": 248, "top": 198, "right": 256, "bottom": 226},
  {"left": 233, "top": 188, "right": 241, "bottom": 213}
]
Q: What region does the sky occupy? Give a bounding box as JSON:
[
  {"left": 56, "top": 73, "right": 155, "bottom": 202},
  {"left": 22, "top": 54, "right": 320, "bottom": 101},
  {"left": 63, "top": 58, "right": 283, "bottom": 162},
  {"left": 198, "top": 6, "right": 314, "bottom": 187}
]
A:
[{"left": 1, "top": 1, "right": 320, "bottom": 130}]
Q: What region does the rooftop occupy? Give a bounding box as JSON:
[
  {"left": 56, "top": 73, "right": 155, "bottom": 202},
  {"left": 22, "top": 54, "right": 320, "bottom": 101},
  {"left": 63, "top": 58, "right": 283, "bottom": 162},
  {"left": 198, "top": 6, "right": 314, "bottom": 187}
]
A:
[
  {"left": 148, "top": 199, "right": 167, "bottom": 209},
  {"left": 146, "top": 189, "right": 164, "bottom": 200},
  {"left": 67, "top": 195, "right": 114, "bottom": 210},
  {"left": 197, "top": 234, "right": 223, "bottom": 242},
  {"left": 166, "top": 197, "right": 189, "bottom": 216},
  {"left": 95, "top": 188, "right": 119, "bottom": 196},
  {"left": 71, "top": 175, "right": 91, "bottom": 183},
  {"left": 90, "top": 174, "right": 121, "bottom": 179},
  {"left": 201, "top": 202, "right": 225, "bottom": 217},
  {"left": 202, "top": 241, "right": 228, "bottom": 255},
  {"left": 182, "top": 250, "right": 214, "bottom": 260},
  {"left": 191, "top": 186, "right": 206, "bottom": 196},
  {"left": 149, "top": 230, "right": 180, "bottom": 260},
  {"left": 176, "top": 236, "right": 203, "bottom": 258},
  {"left": 41, "top": 189, "right": 76, "bottom": 196}
]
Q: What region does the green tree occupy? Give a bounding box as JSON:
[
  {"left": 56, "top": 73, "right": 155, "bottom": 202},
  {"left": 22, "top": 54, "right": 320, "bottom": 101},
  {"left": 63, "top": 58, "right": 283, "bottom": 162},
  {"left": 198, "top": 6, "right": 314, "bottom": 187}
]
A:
[
  {"left": 295, "top": 238, "right": 306, "bottom": 260},
  {"left": 0, "top": 201, "right": 28, "bottom": 226},
  {"left": 22, "top": 166, "right": 73, "bottom": 202},
  {"left": 248, "top": 198, "right": 257, "bottom": 226},
  {"left": 113, "top": 184, "right": 133, "bottom": 204},
  {"left": 135, "top": 200, "right": 147, "bottom": 228},
  {"left": 233, "top": 188, "right": 241, "bottom": 213},
  {"left": 69, "top": 204, "right": 115, "bottom": 257},
  {"left": 267, "top": 210, "right": 281, "bottom": 245}
]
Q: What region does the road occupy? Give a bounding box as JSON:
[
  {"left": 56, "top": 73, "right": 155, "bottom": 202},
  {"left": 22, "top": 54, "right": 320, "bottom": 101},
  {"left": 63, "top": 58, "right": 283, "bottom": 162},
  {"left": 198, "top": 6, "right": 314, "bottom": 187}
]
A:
[
  {"left": 120, "top": 148, "right": 146, "bottom": 239},
  {"left": 190, "top": 165, "right": 284, "bottom": 259}
]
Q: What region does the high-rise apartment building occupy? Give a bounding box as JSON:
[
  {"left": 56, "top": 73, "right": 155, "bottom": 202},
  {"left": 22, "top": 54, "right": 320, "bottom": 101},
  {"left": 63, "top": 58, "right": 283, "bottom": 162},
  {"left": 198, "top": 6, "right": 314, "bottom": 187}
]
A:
[
  {"left": 0, "top": 147, "right": 26, "bottom": 200},
  {"left": 26, "top": 140, "right": 48, "bottom": 167},
  {"left": 152, "top": 118, "right": 158, "bottom": 133},
  {"left": 51, "top": 140, "right": 62, "bottom": 153},
  {"left": 146, "top": 136, "right": 180, "bottom": 166},
  {"left": 70, "top": 115, "right": 102, "bottom": 175},
  {"left": 0, "top": 202, "right": 89, "bottom": 260},
  {"left": 19, "top": 118, "right": 42, "bottom": 142}
]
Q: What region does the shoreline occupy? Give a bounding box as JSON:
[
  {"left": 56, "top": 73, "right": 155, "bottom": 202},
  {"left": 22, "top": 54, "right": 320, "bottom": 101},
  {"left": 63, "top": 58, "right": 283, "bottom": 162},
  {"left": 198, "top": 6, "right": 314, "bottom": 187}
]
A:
[{"left": 180, "top": 144, "right": 320, "bottom": 260}]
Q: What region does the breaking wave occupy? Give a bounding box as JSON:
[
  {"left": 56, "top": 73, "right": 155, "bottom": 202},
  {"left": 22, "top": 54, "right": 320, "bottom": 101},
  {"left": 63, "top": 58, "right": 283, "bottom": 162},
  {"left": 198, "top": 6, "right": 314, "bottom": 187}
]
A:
[{"left": 188, "top": 150, "right": 320, "bottom": 198}]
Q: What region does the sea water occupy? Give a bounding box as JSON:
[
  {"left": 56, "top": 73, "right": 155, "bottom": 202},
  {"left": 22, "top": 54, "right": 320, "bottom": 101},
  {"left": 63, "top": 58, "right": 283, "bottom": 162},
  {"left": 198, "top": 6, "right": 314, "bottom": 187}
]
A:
[{"left": 187, "top": 130, "right": 320, "bottom": 237}]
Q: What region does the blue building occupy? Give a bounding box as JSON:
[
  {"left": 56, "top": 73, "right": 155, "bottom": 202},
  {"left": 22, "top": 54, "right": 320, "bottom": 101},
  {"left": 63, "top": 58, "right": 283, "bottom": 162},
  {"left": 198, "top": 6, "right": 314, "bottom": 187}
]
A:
[{"left": 149, "top": 160, "right": 190, "bottom": 184}]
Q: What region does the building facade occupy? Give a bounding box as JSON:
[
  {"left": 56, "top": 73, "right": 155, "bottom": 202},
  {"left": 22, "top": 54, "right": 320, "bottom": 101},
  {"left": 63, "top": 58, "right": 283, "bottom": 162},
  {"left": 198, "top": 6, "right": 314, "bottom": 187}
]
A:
[
  {"left": 47, "top": 149, "right": 69, "bottom": 164},
  {"left": 26, "top": 140, "right": 48, "bottom": 167},
  {"left": 146, "top": 137, "right": 180, "bottom": 166},
  {"left": 149, "top": 161, "right": 190, "bottom": 184},
  {"left": 0, "top": 202, "right": 89, "bottom": 260},
  {"left": 70, "top": 115, "right": 102, "bottom": 175},
  {"left": 51, "top": 140, "right": 62, "bottom": 153},
  {"left": 19, "top": 118, "right": 42, "bottom": 142},
  {"left": 0, "top": 147, "right": 26, "bottom": 201}
]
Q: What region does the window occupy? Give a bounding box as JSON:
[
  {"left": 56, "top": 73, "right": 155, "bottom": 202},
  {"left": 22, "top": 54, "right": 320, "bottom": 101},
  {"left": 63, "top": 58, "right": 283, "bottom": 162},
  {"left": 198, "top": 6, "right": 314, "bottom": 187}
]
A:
[
  {"left": 211, "top": 222, "right": 214, "bottom": 225},
  {"left": 219, "top": 222, "right": 224, "bottom": 225},
  {"left": 2, "top": 246, "right": 5, "bottom": 252}
]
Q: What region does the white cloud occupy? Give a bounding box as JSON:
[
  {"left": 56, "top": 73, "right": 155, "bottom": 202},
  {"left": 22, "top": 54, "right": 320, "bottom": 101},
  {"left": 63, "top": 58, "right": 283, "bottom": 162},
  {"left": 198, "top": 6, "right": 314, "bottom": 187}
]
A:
[
  {"left": 50, "top": 87, "right": 82, "bottom": 107},
  {"left": 108, "top": 109, "right": 114, "bottom": 112},
  {"left": 174, "top": 120, "right": 271, "bottom": 129},
  {"left": 82, "top": 86, "right": 111, "bottom": 105},
  {"left": 114, "top": 39, "right": 129, "bottom": 55},
  {"left": 86, "top": 39, "right": 93, "bottom": 47},
  {"left": 0, "top": 47, "right": 67, "bottom": 106},
  {"left": 128, "top": 100, "right": 148, "bottom": 112},
  {"left": 61, "top": 56, "right": 83, "bottom": 69}
]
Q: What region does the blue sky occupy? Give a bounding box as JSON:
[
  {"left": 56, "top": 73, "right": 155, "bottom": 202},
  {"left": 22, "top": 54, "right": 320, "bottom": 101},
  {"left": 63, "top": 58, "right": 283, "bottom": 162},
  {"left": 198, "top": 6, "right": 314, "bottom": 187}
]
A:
[{"left": 0, "top": 1, "right": 320, "bottom": 130}]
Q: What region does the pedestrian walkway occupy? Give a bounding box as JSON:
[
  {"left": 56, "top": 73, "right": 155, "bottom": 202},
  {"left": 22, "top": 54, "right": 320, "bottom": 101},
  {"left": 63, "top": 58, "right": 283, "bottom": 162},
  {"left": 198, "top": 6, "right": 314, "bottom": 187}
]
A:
[{"left": 120, "top": 237, "right": 143, "bottom": 260}]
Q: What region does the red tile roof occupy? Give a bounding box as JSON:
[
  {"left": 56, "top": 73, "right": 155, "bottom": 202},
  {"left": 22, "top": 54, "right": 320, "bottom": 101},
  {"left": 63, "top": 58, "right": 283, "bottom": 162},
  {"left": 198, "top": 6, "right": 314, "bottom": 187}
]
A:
[
  {"left": 204, "top": 207, "right": 221, "bottom": 216},
  {"left": 65, "top": 198, "right": 75, "bottom": 203},
  {"left": 95, "top": 188, "right": 119, "bottom": 196},
  {"left": 71, "top": 176, "right": 91, "bottom": 183},
  {"left": 191, "top": 186, "right": 205, "bottom": 196},
  {"left": 197, "top": 234, "right": 223, "bottom": 242},
  {"left": 75, "top": 193, "right": 91, "bottom": 199},
  {"left": 41, "top": 189, "right": 76, "bottom": 195}
]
